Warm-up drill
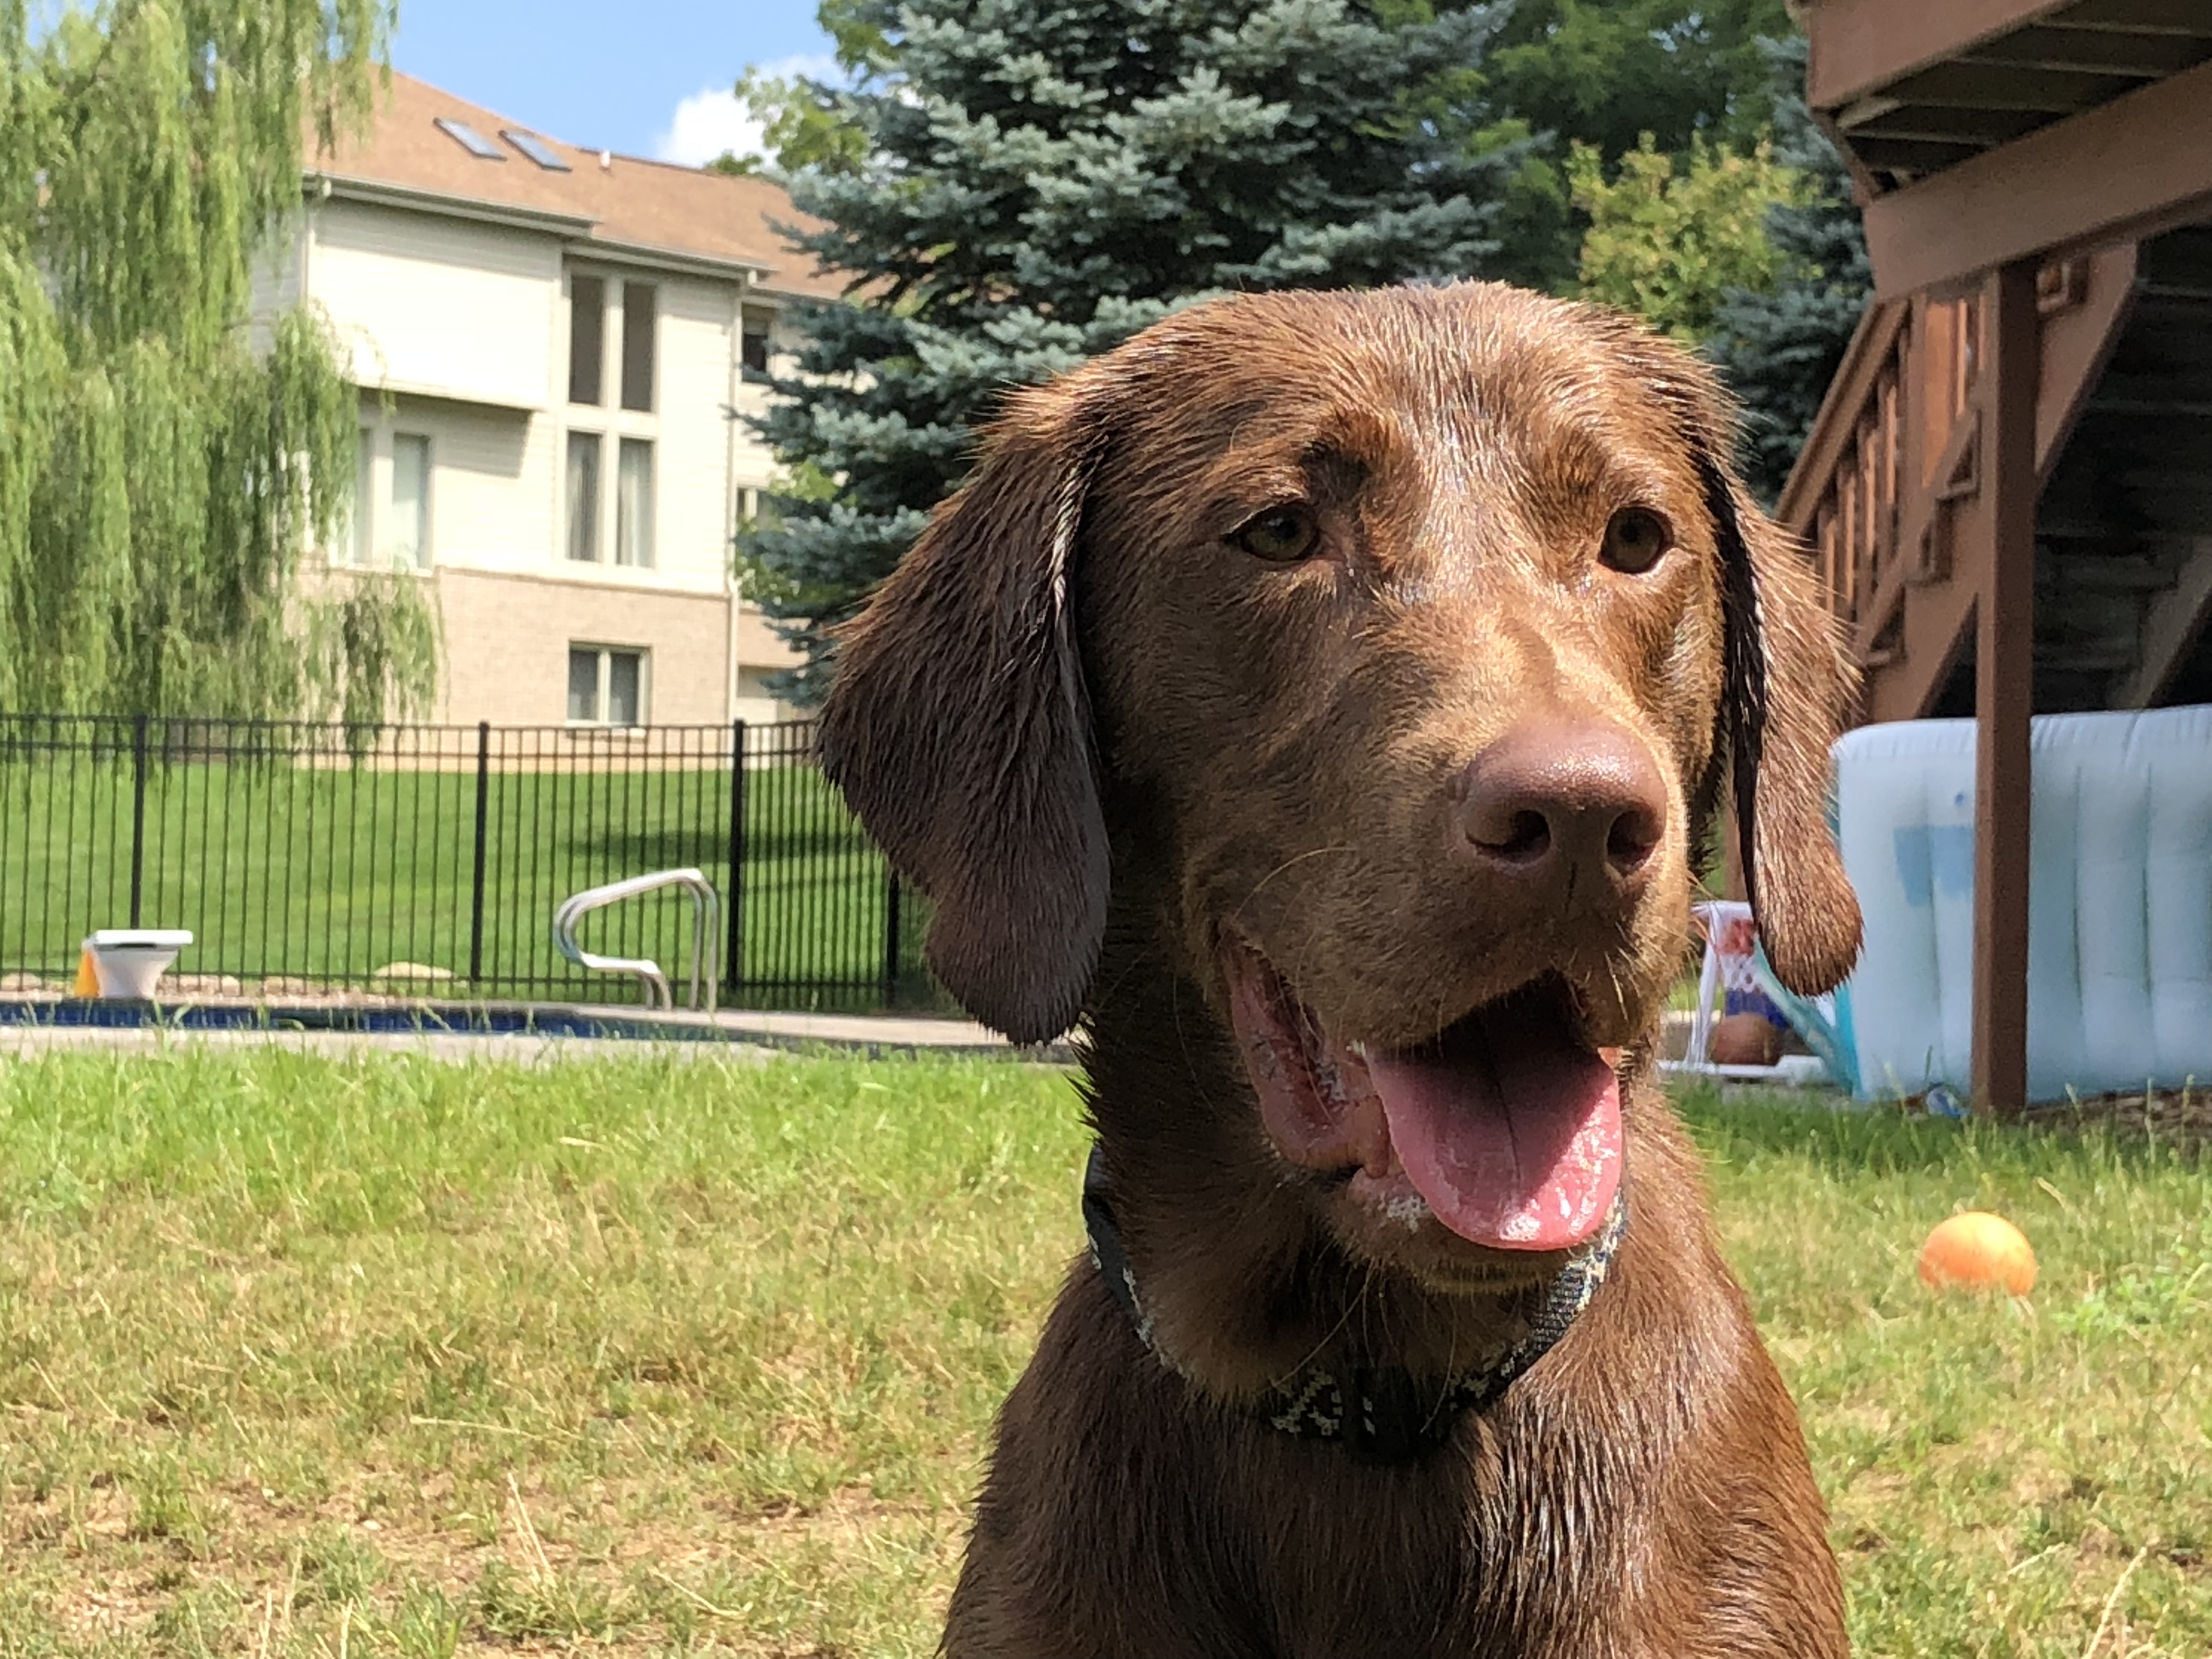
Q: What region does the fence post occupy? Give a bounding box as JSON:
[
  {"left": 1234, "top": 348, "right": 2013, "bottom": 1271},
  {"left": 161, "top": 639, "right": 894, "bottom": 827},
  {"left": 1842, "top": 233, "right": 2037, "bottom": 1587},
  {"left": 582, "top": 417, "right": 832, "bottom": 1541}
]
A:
[
  {"left": 127, "top": 713, "right": 149, "bottom": 928},
  {"left": 468, "top": 721, "right": 490, "bottom": 983},
  {"left": 881, "top": 871, "right": 902, "bottom": 1010},
  {"left": 724, "top": 720, "right": 747, "bottom": 994}
]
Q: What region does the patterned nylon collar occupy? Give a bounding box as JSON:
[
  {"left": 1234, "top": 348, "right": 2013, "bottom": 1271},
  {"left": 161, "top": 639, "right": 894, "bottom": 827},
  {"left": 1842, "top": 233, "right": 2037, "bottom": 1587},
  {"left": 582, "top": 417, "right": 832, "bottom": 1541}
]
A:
[{"left": 1081, "top": 1143, "right": 1628, "bottom": 1464}]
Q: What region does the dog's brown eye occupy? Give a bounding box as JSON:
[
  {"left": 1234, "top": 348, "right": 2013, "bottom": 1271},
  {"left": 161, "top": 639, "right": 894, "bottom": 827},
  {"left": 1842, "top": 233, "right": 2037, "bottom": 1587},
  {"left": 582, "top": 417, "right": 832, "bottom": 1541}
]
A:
[
  {"left": 1600, "top": 507, "right": 1672, "bottom": 574},
  {"left": 1231, "top": 505, "right": 1321, "bottom": 562}
]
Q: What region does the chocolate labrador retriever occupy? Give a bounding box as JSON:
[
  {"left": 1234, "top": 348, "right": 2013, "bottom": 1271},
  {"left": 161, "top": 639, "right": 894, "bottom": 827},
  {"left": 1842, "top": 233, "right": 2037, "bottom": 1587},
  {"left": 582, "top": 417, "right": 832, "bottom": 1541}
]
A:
[{"left": 821, "top": 283, "right": 1862, "bottom": 1656}]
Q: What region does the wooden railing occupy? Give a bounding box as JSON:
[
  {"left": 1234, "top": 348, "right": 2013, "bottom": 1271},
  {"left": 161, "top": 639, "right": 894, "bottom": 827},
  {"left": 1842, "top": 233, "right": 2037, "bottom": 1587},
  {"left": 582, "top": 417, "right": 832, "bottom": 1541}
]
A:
[
  {"left": 1778, "top": 249, "right": 2136, "bottom": 717},
  {"left": 1778, "top": 291, "right": 1982, "bottom": 671}
]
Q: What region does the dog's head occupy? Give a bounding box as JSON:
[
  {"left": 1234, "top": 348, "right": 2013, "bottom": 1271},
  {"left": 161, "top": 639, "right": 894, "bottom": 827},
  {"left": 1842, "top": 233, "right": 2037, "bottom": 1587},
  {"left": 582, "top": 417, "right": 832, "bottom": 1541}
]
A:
[{"left": 822, "top": 284, "right": 1860, "bottom": 1288}]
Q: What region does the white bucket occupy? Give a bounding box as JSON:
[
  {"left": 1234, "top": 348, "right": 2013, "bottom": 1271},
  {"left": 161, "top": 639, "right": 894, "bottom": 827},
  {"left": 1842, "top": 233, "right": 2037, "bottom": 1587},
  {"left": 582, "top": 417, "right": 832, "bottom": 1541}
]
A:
[{"left": 84, "top": 929, "right": 194, "bottom": 998}]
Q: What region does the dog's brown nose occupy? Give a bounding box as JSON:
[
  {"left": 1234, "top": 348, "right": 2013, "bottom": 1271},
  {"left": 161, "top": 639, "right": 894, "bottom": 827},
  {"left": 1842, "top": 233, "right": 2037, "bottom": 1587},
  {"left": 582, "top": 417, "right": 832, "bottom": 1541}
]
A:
[{"left": 1452, "top": 722, "right": 1667, "bottom": 894}]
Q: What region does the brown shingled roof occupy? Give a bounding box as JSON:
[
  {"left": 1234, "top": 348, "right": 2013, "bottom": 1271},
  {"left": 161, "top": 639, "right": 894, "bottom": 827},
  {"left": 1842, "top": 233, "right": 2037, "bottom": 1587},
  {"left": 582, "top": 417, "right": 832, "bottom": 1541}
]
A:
[{"left": 308, "top": 71, "right": 848, "bottom": 301}]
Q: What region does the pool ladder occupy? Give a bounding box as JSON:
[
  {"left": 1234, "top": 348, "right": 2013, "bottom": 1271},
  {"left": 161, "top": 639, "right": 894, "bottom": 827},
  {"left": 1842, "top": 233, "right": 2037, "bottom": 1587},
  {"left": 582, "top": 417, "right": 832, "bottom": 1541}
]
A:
[{"left": 551, "top": 868, "right": 721, "bottom": 1012}]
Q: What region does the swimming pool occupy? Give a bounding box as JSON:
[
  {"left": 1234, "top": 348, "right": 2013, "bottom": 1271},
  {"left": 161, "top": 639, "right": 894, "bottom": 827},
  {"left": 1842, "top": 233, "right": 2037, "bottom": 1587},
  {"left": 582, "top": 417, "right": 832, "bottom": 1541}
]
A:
[{"left": 0, "top": 997, "right": 1056, "bottom": 1060}]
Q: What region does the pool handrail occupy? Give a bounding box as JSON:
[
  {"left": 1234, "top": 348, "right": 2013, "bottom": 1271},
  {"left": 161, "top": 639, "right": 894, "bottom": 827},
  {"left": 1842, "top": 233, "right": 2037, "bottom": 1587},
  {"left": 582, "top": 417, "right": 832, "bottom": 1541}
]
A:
[{"left": 551, "top": 868, "right": 720, "bottom": 1011}]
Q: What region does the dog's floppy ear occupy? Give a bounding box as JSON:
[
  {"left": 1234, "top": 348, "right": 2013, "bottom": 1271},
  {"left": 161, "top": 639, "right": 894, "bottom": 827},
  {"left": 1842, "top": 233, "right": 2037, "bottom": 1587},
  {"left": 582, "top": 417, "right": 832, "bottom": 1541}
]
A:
[
  {"left": 817, "top": 380, "right": 1109, "bottom": 1045},
  {"left": 1598, "top": 308, "right": 1861, "bottom": 993},
  {"left": 1696, "top": 452, "right": 1865, "bottom": 995}
]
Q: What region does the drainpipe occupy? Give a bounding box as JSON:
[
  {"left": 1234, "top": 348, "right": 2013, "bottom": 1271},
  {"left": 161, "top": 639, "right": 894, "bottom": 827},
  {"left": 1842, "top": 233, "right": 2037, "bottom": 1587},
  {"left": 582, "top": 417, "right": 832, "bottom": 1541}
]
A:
[{"left": 724, "top": 278, "right": 744, "bottom": 725}]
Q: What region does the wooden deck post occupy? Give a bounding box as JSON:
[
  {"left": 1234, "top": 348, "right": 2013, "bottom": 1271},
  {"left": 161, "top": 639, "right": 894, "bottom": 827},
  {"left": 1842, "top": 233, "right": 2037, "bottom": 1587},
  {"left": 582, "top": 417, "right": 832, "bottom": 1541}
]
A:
[{"left": 1972, "top": 260, "right": 2038, "bottom": 1119}]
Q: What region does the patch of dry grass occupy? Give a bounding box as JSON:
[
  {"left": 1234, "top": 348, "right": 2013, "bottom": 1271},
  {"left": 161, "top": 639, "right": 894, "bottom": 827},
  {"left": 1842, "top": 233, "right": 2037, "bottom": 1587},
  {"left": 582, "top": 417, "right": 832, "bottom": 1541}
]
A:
[
  {"left": 0, "top": 1048, "right": 1081, "bottom": 1656},
  {"left": 1695, "top": 1082, "right": 2212, "bottom": 1658},
  {"left": 0, "top": 1049, "right": 2205, "bottom": 1655}
]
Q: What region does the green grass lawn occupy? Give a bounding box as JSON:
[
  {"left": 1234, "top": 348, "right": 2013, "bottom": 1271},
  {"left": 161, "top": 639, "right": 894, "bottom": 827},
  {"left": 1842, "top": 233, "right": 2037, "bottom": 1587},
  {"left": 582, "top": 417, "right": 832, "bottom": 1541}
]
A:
[
  {"left": 0, "top": 1051, "right": 2205, "bottom": 1656},
  {"left": 0, "top": 758, "right": 922, "bottom": 1010}
]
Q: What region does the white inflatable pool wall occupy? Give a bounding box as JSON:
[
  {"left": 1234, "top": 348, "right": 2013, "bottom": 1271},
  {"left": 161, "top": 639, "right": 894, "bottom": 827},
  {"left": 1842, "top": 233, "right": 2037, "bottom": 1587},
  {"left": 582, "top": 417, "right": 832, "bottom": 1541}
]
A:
[{"left": 1832, "top": 705, "right": 2212, "bottom": 1103}]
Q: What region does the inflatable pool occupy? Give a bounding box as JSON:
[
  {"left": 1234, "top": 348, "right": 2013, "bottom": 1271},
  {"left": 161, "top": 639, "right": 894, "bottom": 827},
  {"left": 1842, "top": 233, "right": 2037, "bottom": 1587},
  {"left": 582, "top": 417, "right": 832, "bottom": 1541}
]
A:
[{"left": 1814, "top": 705, "right": 2212, "bottom": 1103}]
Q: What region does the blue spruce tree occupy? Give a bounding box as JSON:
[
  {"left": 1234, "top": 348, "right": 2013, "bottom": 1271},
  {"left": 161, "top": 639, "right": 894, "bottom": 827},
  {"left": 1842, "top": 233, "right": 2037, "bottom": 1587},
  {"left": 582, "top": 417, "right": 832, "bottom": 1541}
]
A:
[
  {"left": 1706, "top": 33, "right": 1873, "bottom": 503},
  {"left": 744, "top": 0, "right": 1520, "bottom": 697}
]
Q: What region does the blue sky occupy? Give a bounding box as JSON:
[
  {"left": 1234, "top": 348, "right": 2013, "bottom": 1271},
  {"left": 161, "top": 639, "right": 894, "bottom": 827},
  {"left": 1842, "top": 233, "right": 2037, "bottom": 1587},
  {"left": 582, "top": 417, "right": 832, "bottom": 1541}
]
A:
[{"left": 392, "top": 0, "right": 836, "bottom": 167}]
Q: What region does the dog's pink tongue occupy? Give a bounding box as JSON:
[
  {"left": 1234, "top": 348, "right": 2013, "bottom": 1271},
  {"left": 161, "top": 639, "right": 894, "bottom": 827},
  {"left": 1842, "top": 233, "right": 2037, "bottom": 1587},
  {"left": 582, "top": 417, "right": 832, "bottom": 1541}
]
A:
[{"left": 1363, "top": 999, "right": 1622, "bottom": 1251}]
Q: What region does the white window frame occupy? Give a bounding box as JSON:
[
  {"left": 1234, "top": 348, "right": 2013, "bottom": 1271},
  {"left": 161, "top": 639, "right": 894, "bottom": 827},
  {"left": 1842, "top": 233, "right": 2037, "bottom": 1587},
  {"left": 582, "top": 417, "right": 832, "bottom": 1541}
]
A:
[
  {"left": 740, "top": 303, "right": 775, "bottom": 385},
  {"left": 388, "top": 431, "right": 432, "bottom": 570},
  {"left": 567, "top": 272, "right": 607, "bottom": 407},
  {"left": 559, "top": 264, "right": 662, "bottom": 579},
  {"left": 338, "top": 421, "right": 434, "bottom": 574},
  {"left": 337, "top": 427, "right": 374, "bottom": 567},
  {"left": 616, "top": 436, "right": 654, "bottom": 568},
  {"left": 566, "top": 643, "right": 649, "bottom": 729},
  {"left": 566, "top": 429, "right": 603, "bottom": 563},
  {"left": 620, "top": 279, "right": 658, "bottom": 414}
]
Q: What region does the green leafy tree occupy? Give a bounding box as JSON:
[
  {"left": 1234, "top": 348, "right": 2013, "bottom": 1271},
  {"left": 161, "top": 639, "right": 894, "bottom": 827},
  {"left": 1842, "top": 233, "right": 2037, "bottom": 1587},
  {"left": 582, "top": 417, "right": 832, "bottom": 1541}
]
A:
[
  {"left": 715, "top": 0, "right": 885, "bottom": 178},
  {"left": 1568, "top": 132, "right": 1804, "bottom": 345},
  {"left": 743, "top": 0, "right": 1523, "bottom": 698},
  {"left": 730, "top": 1, "right": 1797, "bottom": 297},
  {"left": 712, "top": 64, "right": 869, "bottom": 178},
  {"left": 1474, "top": 0, "right": 1794, "bottom": 291},
  {"left": 1487, "top": 0, "right": 1791, "bottom": 163},
  {"left": 1707, "top": 33, "right": 1873, "bottom": 503},
  {"left": 0, "top": 0, "right": 435, "bottom": 723}
]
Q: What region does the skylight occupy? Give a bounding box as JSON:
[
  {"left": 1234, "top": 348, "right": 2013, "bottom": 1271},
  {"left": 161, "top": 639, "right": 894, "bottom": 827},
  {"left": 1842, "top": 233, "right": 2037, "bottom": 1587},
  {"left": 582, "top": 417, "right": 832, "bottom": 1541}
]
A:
[
  {"left": 433, "top": 117, "right": 505, "bottom": 161},
  {"left": 503, "top": 129, "right": 572, "bottom": 172}
]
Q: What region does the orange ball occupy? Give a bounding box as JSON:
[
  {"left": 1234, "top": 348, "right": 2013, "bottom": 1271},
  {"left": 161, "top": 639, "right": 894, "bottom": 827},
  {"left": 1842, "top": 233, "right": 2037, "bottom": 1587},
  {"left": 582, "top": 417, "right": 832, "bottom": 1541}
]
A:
[{"left": 1918, "top": 1212, "right": 2036, "bottom": 1296}]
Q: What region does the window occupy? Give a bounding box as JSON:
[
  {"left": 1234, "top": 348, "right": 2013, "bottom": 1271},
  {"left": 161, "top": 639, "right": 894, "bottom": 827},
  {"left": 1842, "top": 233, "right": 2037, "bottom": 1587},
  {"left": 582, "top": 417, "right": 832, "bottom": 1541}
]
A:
[
  {"left": 389, "top": 434, "right": 430, "bottom": 568},
  {"left": 616, "top": 438, "right": 654, "bottom": 567},
  {"left": 566, "top": 650, "right": 600, "bottom": 721},
  {"left": 566, "top": 431, "right": 601, "bottom": 561},
  {"left": 568, "top": 275, "right": 605, "bottom": 405},
  {"left": 503, "top": 129, "right": 570, "bottom": 171},
  {"left": 342, "top": 430, "right": 373, "bottom": 565},
  {"left": 741, "top": 306, "right": 772, "bottom": 382},
  {"left": 568, "top": 646, "right": 645, "bottom": 727},
  {"left": 621, "top": 282, "right": 657, "bottom": 411},
  {"left": 608, "top": 650, "right": 642, "bottom": 727},
  {"left": 433, "top": 117, "right": 505, "bottom": 160},
  {"left": 737, "top": 486, "right": 761, "bottom": 525}
]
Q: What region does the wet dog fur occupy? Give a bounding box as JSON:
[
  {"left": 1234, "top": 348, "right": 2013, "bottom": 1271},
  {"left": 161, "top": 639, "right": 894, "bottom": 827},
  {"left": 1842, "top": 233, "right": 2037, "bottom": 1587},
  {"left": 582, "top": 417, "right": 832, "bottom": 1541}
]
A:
[{"left": 820, "top": 283, "right": 1863, "bottom": 1657}]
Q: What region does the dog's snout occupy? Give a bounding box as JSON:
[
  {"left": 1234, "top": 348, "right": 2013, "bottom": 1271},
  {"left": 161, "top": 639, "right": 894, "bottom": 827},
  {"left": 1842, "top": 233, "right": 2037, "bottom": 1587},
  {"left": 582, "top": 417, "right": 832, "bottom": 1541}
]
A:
[{"left": 1452, "top": 723, "right": 1667, "bottom": 894}]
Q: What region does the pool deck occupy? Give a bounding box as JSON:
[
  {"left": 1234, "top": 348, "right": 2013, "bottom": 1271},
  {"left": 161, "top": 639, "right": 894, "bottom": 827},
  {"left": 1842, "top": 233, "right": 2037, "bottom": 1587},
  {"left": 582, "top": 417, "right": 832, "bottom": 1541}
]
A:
[{"left": 0, "top": 1003, "right": 1061, "bottom": 1066}]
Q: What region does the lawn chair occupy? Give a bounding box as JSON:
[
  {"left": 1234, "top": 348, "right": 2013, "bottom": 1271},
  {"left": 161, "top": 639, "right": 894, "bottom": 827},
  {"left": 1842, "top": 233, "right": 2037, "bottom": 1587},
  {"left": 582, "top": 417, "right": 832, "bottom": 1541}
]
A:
[{"left": 1663, "top": 899, "right": 1837, "bottom": 1087}]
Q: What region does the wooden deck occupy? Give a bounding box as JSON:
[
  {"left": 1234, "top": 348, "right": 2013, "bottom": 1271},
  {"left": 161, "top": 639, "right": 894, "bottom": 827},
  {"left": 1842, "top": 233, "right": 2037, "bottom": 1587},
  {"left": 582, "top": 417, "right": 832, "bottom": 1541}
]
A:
[{"left": 1786, "top": 0, "right": 2212, "bottom": 1110}]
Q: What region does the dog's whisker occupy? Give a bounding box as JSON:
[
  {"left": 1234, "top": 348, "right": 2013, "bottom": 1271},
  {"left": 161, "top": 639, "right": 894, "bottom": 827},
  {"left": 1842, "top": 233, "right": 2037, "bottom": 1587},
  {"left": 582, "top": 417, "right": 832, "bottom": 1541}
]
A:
[{"left": 1228, "top": 844, "right": 1359, "bottom": 929}]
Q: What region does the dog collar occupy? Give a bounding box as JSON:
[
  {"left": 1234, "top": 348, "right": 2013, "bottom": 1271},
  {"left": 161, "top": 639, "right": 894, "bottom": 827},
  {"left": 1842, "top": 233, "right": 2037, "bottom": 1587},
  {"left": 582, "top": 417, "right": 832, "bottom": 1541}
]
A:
[{"left": 1081, "top": 1143, "right": 1627, "bottom": 1463}]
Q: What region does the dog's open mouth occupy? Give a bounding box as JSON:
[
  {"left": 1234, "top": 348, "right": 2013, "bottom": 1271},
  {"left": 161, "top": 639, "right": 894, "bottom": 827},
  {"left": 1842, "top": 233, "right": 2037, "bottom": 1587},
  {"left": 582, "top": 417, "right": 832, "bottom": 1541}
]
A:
[{"left": 1225, "top": 950, "right": 1623, "bottom": 1253}]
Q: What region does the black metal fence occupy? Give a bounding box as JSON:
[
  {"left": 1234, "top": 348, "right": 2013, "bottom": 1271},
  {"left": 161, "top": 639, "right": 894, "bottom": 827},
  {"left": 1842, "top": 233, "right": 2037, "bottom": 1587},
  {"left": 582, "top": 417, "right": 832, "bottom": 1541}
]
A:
[{"left": 0, "top": 715, "right": 935, "bottom": 1011}]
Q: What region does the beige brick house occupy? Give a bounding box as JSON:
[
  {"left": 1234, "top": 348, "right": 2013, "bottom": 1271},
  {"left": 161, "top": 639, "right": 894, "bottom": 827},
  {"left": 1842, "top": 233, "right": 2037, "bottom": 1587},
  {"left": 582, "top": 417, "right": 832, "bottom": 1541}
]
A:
[{"left": 262, "top": 72, "right": 836, "bottom": 729}]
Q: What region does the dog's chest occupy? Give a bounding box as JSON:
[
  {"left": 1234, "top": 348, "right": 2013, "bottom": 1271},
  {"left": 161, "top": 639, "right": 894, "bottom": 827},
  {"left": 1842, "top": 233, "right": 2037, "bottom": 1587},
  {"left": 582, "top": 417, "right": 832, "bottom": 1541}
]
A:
[
  {"left": 1233, "top": 1437, "right": 1644, "bottom": 1659},
  {"left": 1014, "top": 1401, "right": 1651, "bottom": 1659}
]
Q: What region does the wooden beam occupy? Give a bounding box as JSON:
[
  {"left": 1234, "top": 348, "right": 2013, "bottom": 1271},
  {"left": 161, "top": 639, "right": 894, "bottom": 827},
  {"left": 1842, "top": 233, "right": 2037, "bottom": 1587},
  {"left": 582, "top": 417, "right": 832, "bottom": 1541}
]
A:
[
  {"left": 1866, "top": 555, "right": 1976, "bottom": 724},
  {"left": 2113, "top": 537, "right": 2212, "bottom": 708},
  {"left": 1863, "top": 57, "right": 2212, "bottom": 300},
  {"left": 2035, "top": 243, "right": 2141, "bottom": 481},
  {"left": 1973, "top": 26, "right": 2212, "bottom": 81},
  {"left": 1878, "top": 59, "right": 2145, "bottom": 115},
  {"left": 2047, "top": 0, "right": 2212, "bottom": 33},
  {"left": 1808, "top": 0, "right": 2076, "bottom": 111},
  {"left": 1972, "top": 263, "right": 2038, "bottom": 1119},
  {"left": 1810, "top": 106, "right": 1887, "bottom": 204},
  {"left": 1847, "top": 134, "right": 1995, "bottom": 175}
]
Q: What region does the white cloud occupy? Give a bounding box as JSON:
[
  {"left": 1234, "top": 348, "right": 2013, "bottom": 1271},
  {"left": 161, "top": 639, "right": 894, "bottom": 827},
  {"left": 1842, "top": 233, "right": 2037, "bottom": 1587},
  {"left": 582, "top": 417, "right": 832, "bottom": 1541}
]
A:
[
  {"left": 657, "top": 88, "right": 763, "bottom": 168},
  {"left": 654, "top": 55, "right": 840, "bottom": 170}
]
